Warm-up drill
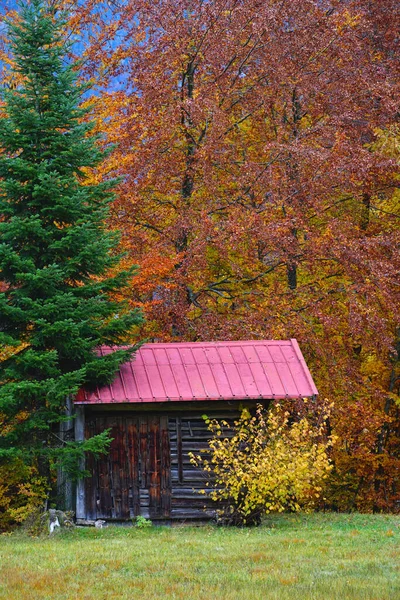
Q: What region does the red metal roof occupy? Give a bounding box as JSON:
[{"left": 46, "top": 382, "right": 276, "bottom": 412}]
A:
[{"left": 75, "top": 339, "right": 318, "bottom": 405}]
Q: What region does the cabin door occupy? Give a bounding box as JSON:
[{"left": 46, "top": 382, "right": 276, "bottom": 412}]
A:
[{"left": 84, "top": 414, "right": 171, "bottom": 520}]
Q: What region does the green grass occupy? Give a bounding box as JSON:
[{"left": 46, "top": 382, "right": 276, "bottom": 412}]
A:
[{"left": 0, "top": 514, "right": 399, "bottom": 599}]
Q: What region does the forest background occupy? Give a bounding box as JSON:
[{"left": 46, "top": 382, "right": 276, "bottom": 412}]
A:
[{"left": 0, "top": 0, "right": 399, "bottom": 514}]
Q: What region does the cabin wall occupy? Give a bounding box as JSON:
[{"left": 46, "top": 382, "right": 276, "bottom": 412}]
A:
[
  {"left": 78, "top": 401, "right": 268, "bottom": 522},
  {"left": 82, "top": 414, "right": 171, "bottom": 521},
  {"left": 169, "top": 413, "right": 238, "bottom": 520}
]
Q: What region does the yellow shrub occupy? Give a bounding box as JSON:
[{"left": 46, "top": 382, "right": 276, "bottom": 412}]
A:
[
  {"left": 191, "top": 403, "right": 334, "bottom": 524},
  {"left": 0, "top": 461, "right": 48, "bottom": 531}
]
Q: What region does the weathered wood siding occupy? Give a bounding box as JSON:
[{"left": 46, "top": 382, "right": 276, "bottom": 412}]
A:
[
  {"left": 84, "top": 414, "right": 171, "bottom": 521},
  {"left": 82, "top": 402, "right": 267, "bottom": 521},
  {"left": 168, "top": 414, "right": 237, "bottom": 520}
]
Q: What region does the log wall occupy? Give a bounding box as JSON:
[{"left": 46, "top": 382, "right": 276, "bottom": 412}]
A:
[{"left": 81, "top": 401, "right": 267, "bottom": 521}]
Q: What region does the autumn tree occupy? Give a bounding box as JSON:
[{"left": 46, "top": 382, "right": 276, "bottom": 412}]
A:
[{"left": 0, "top": 0, "right": 142, "bottom": 497}]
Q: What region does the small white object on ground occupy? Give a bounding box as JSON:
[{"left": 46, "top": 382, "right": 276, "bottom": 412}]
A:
[
  {"left": 95, "top": 519, "right": 107, "bottom": 529},
  {"left": 49, "top": 516, "right": 60, "bottom": 534}
]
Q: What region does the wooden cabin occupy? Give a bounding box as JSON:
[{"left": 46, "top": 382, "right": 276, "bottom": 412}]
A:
[{"left": 73, "top": 339, "right": 318, "bottom": 523}]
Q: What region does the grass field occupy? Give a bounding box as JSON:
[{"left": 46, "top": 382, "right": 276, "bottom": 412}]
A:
[{"left": 0, "top": 513, "right": 399, "bottom": 600}]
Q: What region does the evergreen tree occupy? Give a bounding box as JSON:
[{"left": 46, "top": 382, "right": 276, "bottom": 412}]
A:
[{"left": 0, "top": 0, "right": 143, "bottom": 484}]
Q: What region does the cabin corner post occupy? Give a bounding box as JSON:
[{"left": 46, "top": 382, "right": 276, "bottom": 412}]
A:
[{"left": 75, "top": 405, "right": 86, "bottom": 520}]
